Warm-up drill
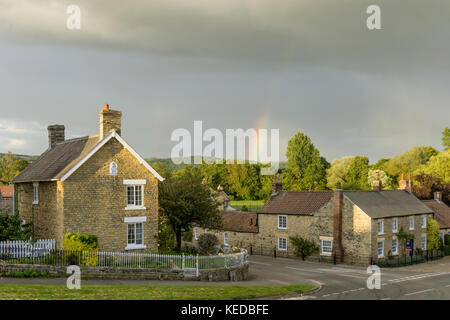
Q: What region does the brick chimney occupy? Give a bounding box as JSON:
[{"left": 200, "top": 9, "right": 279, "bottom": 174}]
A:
[
  {"left": 398, "top": 172, "right": 408, "bottom": 190},
  {"left": 434, "top": 191, "right": 442, "bottom": 202},
  {"left": 99, "top": 104, "right": 122, "bottom": 140},
  {"left": 271, "top": 174, "right": 283, "bottom": 195},
  {"left": 333, "top": 182, "right": 344, "bottom": 262},
  {"left": 372, "top": 171, "right": 382, "bottom": 191},
  {"left": 47, "top": 125, "right": 65, "bottom": 148}
]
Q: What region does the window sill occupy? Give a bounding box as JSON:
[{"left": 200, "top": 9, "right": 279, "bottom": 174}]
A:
[
  {"left": 377, "top": 233, "right": 384, "bottom": 235},
  {"left": 378, "top": 255, "right": 384, "bottom": 258},
  {"left": 125, "top": 244, "right": 147, "bottom": 250},
  {"left": 321, "top": 252, "right": 332, "bottom": 256},
  {"left": 32, "top": 201, "right": 39, "bottom": 205},
  {"left": 125, "top": 206, "right": 146, "bottom": 211},
  {"left": 277, "top": 249, "right": 287, "bottom": 251},
  {"left": 277, "top": 227, "right": 287, "bottom": 230}
]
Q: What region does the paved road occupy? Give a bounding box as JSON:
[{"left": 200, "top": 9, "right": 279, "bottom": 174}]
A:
[{"left": 247, "top": 255, "right": 450, "bottom": 300}]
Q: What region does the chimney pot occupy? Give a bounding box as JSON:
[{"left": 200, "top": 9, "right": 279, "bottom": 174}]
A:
[
  {"left": 47, "top": 125, "right": 65, "bottom": 148},
  {"left": 271, "top": 174, "right": 283, "bottom": 194},
  {"left": 372, "top": 171, "right": 382, "bottom": 191},
  {"left": 99, "top": 105, "right": 122, "bottom": 140},
  {"left": 104, "top": 104, "right": 109, "bottom": 110}
]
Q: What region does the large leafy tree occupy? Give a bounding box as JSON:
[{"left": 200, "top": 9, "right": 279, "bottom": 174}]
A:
[
  {"left": 0, "top": 213, "right": 33, "bottom": 241},
  {"left": 282, "top": 132, "right": 328, "bottom": 190},
  {"left": 159, "top": 166, "right": 222, "bottom": 252},
  {"left": 0, "top": 152, "right": 20, "bottom": 184},
  {"left": 442, "top": 127, "right": 450, "bottom": 151},
  {"left": 412, "top": 172, "right": 450, "bottom": 205},
  {"left": 414, "top": 150, "right": 450, "bottom": 184},
  {"left": 427, "top": 219, "right": 441, "bottom": 250},
  {"left": 326, "top": 156, "right": 370, "bottom": 190},
  {"left": 367, "top": 169, "right": 393, "bottom": 190}
]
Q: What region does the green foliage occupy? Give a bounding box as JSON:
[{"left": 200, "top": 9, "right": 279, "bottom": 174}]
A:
[
  {"left": 159, "top": 166, "right": 222, "bottom": 251},
  {"left": 414, "top": 150, "right": 450, "bottom": 184},
  {"left": 289, "top": 236, "right": 319, "bottom": 260},
  {"left": 283, "top": 132, "right": 328, "bottom": 191},
  {"left": 156, "top": 211, "right": 176, "bottom": 252},
  {"left": 0, "top": 152, "right": 20, "bottom": 184},
  {"left": 412, "top": 173, "right": 450, "bottom": 205},
  {"left": 198, "top": 233, "right": 219, "bottom": 255},
  {"left": 397, "top": 227, "right": 414, "bottom": 254},
  {"left": 326, "top": 156, "right": 370, "bottom": 190},
  {"left": 442, "top": 127, "right": 450, "bottom": 151},
  {"left": 150, "top": 161, "right": 173, "bottom": 180},
  {"left": 426, "top": 219, "right": 441, "bottom": 250},
  {"left": 0, "top": 214, "right": 33, "bottom": 241},
  {"left": 367, "top": 169, "right": 393, "bottom": 189},
  {"left": 63, "top": 233, "right": 98, "bottom": 266},
  {"left": 3, "top": 269, "right": 50, "bottom": 278}
]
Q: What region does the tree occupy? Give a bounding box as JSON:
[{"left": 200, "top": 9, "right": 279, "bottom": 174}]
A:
[
  {"left": 150, "top": 161, "right": 172, "bottom": 180},
  {"left": 198, "top": 233, "right": 219, "bottom": 255},
  {"left": 412, "top": 172, "right": 450, "bottom": 205},
  {"left": 289, "top": 236, "right": 319, "bottom": 260},
  {"left": 0, "top": 213, "right": 33, "bottom": 241},
  {"left": 426, "top": 219, "right": 441, "bottom": 251},
  {"left": 414, "top": 150, "right": 450, "bottom": 184},
  {"left": 442, "top": 127, "right": 450, "bottom": 151},
  {"left": 326, "top": 156, "right": 370, "bottom": 190},
  {"left": 367, "top": 169, "right": 393, "bottom": 190},
  {"left": 159, "top": 167, "right": 222, "bottom": 252},
  {"left": 0, "top": 152, "right": 20, "bottom": 184},
  {"left": 283, "top": 132, "right": 328, "bottom": 191}
]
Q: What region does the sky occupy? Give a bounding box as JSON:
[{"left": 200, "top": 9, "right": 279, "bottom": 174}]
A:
[{"left": 0, "top": 0, "right": 449, "bottom": 163}]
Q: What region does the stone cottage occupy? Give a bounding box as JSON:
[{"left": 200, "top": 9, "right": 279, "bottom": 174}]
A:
[
  {"left": 11, "top": 105, "right": 164, "bottom": 252},
  {"left": 192, "top": 175, "right": 435, "bottom": 265},
  {"left": 422, "top": 191, "right": 450, "bottom": 244}
]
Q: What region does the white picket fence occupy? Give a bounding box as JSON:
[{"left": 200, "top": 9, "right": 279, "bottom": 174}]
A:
[
  {"left": 0, "top": 239, "right": 55, "bottom": 258},
  {"left": 0, "top": 240, "right": 247, "bottom": 276}
]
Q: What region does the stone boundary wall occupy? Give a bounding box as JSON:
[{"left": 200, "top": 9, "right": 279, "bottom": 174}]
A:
[{"left": 2, "top": 263, "right": 249, "bottom": 282}]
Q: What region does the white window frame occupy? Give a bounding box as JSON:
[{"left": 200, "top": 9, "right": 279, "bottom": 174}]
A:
[
  {"left": 124, "top": 180, "right": 146, "bottom": 210},
  {"left": 32, "top": 182, "right": 39, "bottom": 204},
  {"left": 321, "top": 239, "right": 333, "bottom": 255},
  {"left": 421, "top": 216, "right": 427, "bottom": 229},
  {"left": 194, "top": 227, "right": 199, "bottom": 241},
  {"left": 409, "top": 217, "right": 415, "bottom": 230},
  {"left": 277, "top": 237, "right": 287, "bottom": 251},
  {"left": 278, "top": 215, "right": 287, "bottom": 230},
  {"left": 109, "top": 162, "right": 118, "bottom": 176},
  {"left": 392, "top": 238, "right": 398, "bottom": 255},
  {"left": 422, "top": 235, "right": 427, "bottom": 250},
  {"left": 124, "top": 216, "right": 146, "bottom": 250},
  {"left": 377, "top": 241, "right": 384, "bottom": 258},
  {"left": 392, "top": 218, "right": 398, "bottom": 233},
  {"left": 224, "top": 232, "right": 229, "bottom": 246},
  {"left": 440, "top": 231, "right": 445, "bottom": 244},
  {"left": 377, "top": 220, "right": 384, "bottom": 235}
]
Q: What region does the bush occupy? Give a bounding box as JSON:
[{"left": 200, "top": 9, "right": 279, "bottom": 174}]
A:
[
  {"left": 198, "top": 233, "right": 219, "bottom": 255},
  {"left": 63, "top": 233, "right": 98, "bottom": 266},
  {"left": 0, "top": 214, "right": 33, "bottom": 241},
  {"left": 3, "top": 269, "right": 50, "bottom": 278},
  {"left": 289, "top": 236, "right": 319, "bottom": 260},
  {"left": 181, "top": 244, "right": 198, "bottom": 254}
]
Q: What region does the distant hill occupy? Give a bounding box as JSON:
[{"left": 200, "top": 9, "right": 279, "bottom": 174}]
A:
[{"left": 0, "top": 153, "right": 39, "bottom": 162}]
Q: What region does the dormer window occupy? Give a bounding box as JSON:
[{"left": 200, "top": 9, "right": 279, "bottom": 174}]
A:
[{"left": 110, "top": 162, "right": 118, "bottom": 176}]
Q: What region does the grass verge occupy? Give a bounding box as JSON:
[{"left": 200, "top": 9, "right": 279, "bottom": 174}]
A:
[{"left": 0, "top": 284, "right": 315, "bottom": 300}]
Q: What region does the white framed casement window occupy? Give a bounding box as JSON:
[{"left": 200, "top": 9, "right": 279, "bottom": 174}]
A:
[
  {"left": 277, "top": 237, "right": 287, "bottom": 251},
  {"left": 32, "top": 182, "right": 39, "bottom": 204},
  {"left": 321, "top": 239, "right": 333, "bottom": 255},
  {"left": 409, "top": 217, "right": 415, "bottom": 230},
  {"left": 109, "top": 162, "right": 118, "bottom": 176},
  {"left": 377, "top": 241, "right": 384, "bottom": 258},
  {"left": 224, "top": 232, "right": 229, "bottom": 246},
  {"left": 421, "top": 216, "right": 427, "bottom": 229},
  {"left": 278, "top": 215, "right": 287, "bottom": 229},
  {"left": 392, "top": 218, "right": 398, "bottom": 233},
  {"left": 124, "top": 216, "right": 146, "bottom": 250},
  {"left": 422, "top": 235, "right": 427, "bottom": 250},
  {"left": 194, "top": 227, "right": 199, "bottom": 240},
  {"left": 392, "top": 238, "right": 398, "bottom": 255},
  {"left": 377, "top": 220, "right": 384, "bottom": 235},
  {"left": 124, "top": 180, "right": 146, "bottom": 210},
  {"left": 440, "top": 232, "right": 445, "bottom": 245}
]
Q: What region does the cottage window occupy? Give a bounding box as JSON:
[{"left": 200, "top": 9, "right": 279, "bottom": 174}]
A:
[
  {"left": 32, "top": 183, "right": 39, "bottom": 204},
  {"left": 440, "top": 232, "right": 445, "bottom": 245},
  {"left": 409, "top": 217, "right": 414, "bottom": 230},
  {"left": 224, "top": 232, "right": 229, "bottom": 246},
  {"left": 377, "top": 221, "right": 384, "bottom": 235},
  {"left": 124, "top": 216, "right": 146, "bottom": 250},
  {"left": 278, "top": 215, "right": 287, "bottom": 229},
  {"left": 392, "top": 219, "right": 398, "bottom": 233},
  {"left": 377, "top": 241, "right": 384, "bottom": 258},
  {"left": 321, "top": 240, "right": 332, "bottom": 255},
  {"left": 109, "top": 162, "right": 118, "bottom": 176},
  {"left": 421, "top": 216, "right": 427, "bottom": 229},
  {"left": 123, "top": 180, "right": 146, "bottom": 210},
  {"left": 194, "top": 227, "right": 199, "bottom": 240},
  {"left": 278, "top": 237, "right": 287, "bottom": 251},
  {"left": 392, "top": 239, "right": 398, "bottom": 255},
  {"left": 422, "top": 235, "right": 427, "bottom": 250}
]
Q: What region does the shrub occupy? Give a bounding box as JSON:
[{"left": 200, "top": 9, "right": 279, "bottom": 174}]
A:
[
  {"left": 426, "top": 219, "right": 441, "bottom": 250},
  {"left": 198, "top": 233, "right": 219, "bottom": 255},
  {"left": 0, "top": 214, "right": 33, "bottom": 241},
  {"left": 289, "top": 236, "right": 319, "bottom": 260},
  {"left": 63, "top": 233, "right": 98, "bottom": 266},
  {"left": 181, "top": 244, "right": 198, "bottom": 254}
]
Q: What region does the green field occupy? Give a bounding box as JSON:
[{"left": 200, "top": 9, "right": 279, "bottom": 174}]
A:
[
  {"left": 230, "top": 200, "right": 265, "bottom": 212},
  {"left": 0, "top": 284, "right": 314, "bottom": 300}
]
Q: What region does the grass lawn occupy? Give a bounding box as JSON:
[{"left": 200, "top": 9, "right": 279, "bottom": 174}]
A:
[
  {"left": 0, "top": 284, "right": 315, "bottom": 300},
  {"left": 230, "top": 200, "right": 265, "bottom": 212}
]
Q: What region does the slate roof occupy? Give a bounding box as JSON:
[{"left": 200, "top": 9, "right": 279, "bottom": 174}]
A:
[
  {"left": 422, "top": 200, "right": 450, "bottom": 229},
  {"left": 11, "top": 135, "right": 100, "bottom": 183},
  {"left": 258, "top": 191, "right": 333, "bottom": 215},
  {"left": 219, "top": 211, "right": 258, "bottom": 233},
  {"left": 344, "top": 190, "right": 433, "bottom": 219}
]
